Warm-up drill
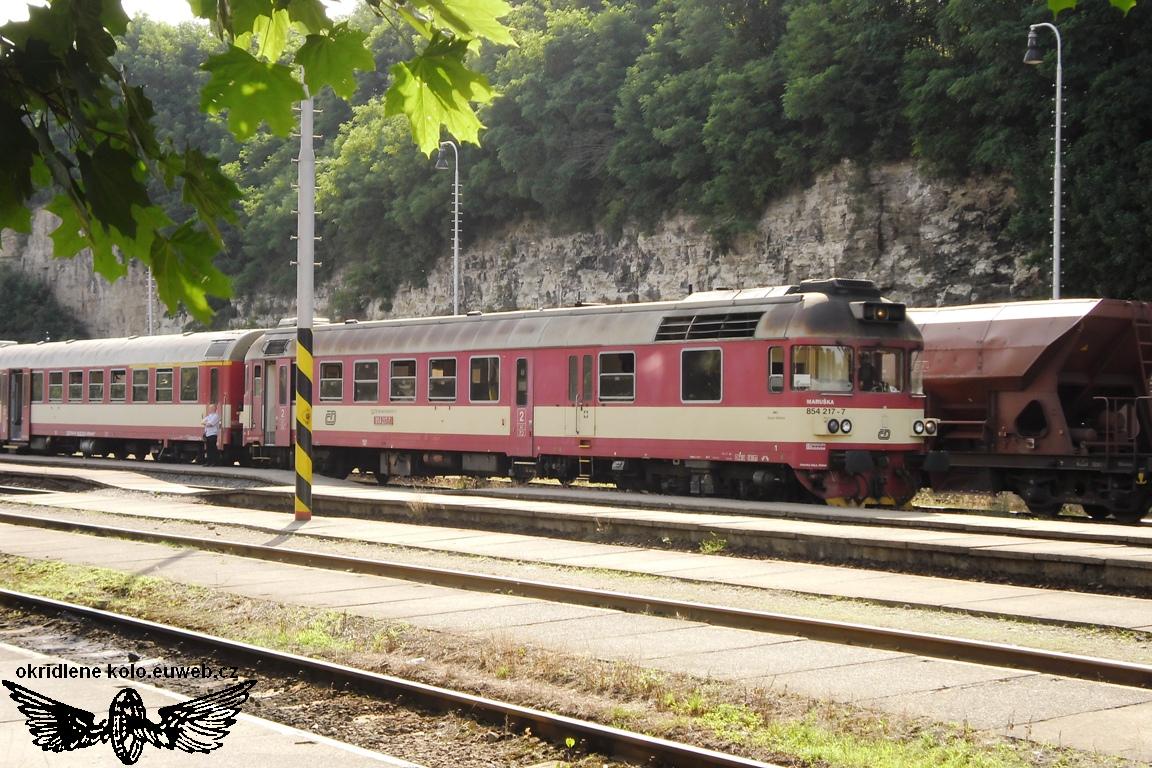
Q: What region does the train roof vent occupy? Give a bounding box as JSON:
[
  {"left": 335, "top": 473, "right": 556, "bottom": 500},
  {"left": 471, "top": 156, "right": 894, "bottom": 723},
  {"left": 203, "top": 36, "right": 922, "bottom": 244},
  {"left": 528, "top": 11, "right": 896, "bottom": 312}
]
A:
[
  {"left": 655, "top": 312, "right": 764, "bottom": 341},
  {"left": 203, "top": 340, "right": 232, "bottom": 359},
  {"left": 262, "top": 339, "right": 291, "bottom": 356}
]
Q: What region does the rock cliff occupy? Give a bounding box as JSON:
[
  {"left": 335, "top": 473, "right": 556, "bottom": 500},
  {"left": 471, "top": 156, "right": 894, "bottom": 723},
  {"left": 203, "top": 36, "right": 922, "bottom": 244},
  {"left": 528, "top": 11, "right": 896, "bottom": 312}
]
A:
[{"left": 0, "top": 161, "right": 1041, "bottom": 336}]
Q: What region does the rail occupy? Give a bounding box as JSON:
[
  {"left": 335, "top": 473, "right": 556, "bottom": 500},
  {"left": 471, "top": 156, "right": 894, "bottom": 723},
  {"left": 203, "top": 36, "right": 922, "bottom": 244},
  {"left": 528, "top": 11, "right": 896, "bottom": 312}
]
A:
[
  {"left": 0, "top": 589, "right": 779, "bottom": 768},
  {"left": 0, "top": 510, "right": 1148, "bottom": 689}
]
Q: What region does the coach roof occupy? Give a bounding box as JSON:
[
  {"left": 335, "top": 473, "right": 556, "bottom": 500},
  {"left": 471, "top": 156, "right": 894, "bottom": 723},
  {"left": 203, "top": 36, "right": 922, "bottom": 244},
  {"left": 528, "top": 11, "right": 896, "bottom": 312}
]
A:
[
  {"left": 253, "top": 283, "right": 918, "bottom": 358},
  {"left": 0, "top": 329, "right": 264, "bottom": 369}
]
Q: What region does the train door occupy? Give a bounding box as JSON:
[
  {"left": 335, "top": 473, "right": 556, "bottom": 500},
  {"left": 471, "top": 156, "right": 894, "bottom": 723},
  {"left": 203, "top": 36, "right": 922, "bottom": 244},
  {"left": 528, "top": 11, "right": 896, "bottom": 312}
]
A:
[
  {"left": 249, "top": 363, "right": 264, "bottom": 440},
  {"left": 274, "top": 360, "right": 293, "bottom": 447},
  {"left": 0, "top": 371, "right": 7, "bottom": 441},
  {"left": 564, "top": 353, "right": 596, "bottom": 439},
  {"left": 263, "top": 361, "right": 278, "bottom": 445},
  {"left": 510, "top": 356, "right": 533, "bottom": 456},
  {"left": 5, "top": 370, "right": 28, "bottom": 443}
]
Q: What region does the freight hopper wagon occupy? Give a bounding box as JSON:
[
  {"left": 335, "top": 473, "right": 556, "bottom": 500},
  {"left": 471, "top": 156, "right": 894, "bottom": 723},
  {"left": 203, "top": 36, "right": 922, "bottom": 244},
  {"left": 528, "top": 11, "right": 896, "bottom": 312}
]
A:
[
  {"left": 0, "top": 330, "right": 263, "bottom": 462},
  {"left": 912, "top": 300, "right": 1152, "bottom": 522},
  {"left": 245, "top": 279, "right": 934, "bottom": 505}
]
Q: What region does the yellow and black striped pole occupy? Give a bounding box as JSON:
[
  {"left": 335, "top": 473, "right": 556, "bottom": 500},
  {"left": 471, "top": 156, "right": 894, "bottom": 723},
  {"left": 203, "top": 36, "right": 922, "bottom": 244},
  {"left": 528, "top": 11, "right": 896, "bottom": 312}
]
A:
[
  {"left": 295, "top": 328, "right": 314, "bottom": 520},
  {"left": 294, "top": 93, "right": 315, "bottom": 521}
]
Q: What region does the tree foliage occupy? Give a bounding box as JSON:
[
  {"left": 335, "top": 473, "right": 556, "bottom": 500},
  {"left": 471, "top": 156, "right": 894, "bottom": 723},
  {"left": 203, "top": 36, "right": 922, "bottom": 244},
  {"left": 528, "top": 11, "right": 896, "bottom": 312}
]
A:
[
  {"left": 0, "top": 264, "right": 90, "bottom": 342},
  {"left": 304, "top": 0, "right": 1152, "bottom": 305},
  {"left": 3, "top": 0, "right": 1149, "bottom": 318},
  {"left": 0, "top": 0, "right": 513, "bottom": 322}
]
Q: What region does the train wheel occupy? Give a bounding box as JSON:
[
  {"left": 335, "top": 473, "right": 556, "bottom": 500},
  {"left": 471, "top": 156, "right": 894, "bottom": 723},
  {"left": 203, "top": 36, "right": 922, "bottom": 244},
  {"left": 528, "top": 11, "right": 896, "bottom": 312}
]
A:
[
  {"left": 1024, "top": 500, "right": 1063, "bottom": 518},
  {"left": 1111, "top": 507, "right": 1149, "bottom": 523},
  {"left": 1082, "top": 504, "right": 1112, "bottom": 521}
]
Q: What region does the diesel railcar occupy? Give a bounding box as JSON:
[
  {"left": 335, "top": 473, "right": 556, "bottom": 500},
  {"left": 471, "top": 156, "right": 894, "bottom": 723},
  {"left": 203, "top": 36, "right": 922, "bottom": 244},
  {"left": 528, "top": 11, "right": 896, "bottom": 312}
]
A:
[
  {"left": 0, "top": 330, "right": 262, "bottom": 462},
  {"left": 913, "top": 299, "right": 1152, "bottom": 522},
  {"left": 244, "top": 279, "right": 935, "bottom": 505}
]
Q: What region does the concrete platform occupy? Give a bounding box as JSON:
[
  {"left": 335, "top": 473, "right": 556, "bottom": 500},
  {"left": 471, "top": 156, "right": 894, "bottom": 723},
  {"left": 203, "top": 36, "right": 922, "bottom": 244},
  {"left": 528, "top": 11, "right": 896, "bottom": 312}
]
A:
[
  {"left": 3, "top": 475, "right": 1152, "bottom": 635},
  {"left": 0, "top": 644, "right": 420, "bottom": 767},
  {"left": 2, "top": 524, "right": 1152, "bottom": 762}
]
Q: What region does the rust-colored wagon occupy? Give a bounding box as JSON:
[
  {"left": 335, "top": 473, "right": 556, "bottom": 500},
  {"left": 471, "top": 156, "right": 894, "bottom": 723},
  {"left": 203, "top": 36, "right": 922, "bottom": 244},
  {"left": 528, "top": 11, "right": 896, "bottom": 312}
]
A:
[{"left": 912, "top": 299, "right": 1152, "bottom": 521}]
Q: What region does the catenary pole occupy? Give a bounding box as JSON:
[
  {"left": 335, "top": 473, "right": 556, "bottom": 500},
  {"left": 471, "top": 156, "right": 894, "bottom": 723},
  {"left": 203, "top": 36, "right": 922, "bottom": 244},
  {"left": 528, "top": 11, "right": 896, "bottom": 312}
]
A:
[{"left": 295, "top": 94, "right": 315, "bottom": 522}]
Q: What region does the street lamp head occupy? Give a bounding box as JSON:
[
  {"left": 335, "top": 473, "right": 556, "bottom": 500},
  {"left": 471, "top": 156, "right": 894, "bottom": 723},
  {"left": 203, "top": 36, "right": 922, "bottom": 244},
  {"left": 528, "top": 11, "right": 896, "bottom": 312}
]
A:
[
  {"left": 1024, "top": 28, "right": 1043, "bottom": 65},
  {"left": 435, "top": 146, "right": 450, "bottom": 170}
]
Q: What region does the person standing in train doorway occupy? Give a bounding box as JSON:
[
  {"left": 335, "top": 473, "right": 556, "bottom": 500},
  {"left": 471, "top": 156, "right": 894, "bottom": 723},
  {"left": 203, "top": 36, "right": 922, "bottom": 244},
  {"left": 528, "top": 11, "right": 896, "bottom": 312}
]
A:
[{"left": 201, "top": 404, "right": 221, "bottom": 466}]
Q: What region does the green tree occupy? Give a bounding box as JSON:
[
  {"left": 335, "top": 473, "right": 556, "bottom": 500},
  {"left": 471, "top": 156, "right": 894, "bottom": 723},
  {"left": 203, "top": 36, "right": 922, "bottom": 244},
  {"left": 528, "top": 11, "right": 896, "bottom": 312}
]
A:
[
  {"left": 778, "top": 0, "right": 928, "bottom": 167},
  {"left": 316, "top": 101, "right": 445, "bottom": 313},
  {"left": 0, "top": 0, "right": 513, "bottom": 321},
  {"left": 480, "top": 3, "right": 651, "bottom": 226},
  {"left": 0, "top": 265, "right": 90, "bottom": 342}
]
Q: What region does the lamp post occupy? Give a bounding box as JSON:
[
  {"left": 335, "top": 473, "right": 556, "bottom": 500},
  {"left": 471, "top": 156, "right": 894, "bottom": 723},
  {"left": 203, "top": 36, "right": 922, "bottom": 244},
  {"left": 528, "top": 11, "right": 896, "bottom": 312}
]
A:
[
  {"left": 1024, "top": 22, "right": 1063, "bottom": 300},
  {"left": 435, "top": 140, "right": 461, "bottom": 315}
]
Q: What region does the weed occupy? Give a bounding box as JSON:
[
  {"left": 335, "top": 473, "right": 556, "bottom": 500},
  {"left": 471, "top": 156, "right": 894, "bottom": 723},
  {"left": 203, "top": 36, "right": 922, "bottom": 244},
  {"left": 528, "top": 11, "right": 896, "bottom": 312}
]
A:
[{"left": 698, "top": 532, "right": 727, "bottom": 555}]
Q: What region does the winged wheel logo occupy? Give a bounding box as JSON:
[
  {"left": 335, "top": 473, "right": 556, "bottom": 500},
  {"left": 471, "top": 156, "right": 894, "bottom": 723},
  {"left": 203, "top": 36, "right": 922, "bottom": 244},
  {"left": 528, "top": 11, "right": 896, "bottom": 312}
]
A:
[{"left": 3, "top": 678, "right": 256, "bottom": 765}]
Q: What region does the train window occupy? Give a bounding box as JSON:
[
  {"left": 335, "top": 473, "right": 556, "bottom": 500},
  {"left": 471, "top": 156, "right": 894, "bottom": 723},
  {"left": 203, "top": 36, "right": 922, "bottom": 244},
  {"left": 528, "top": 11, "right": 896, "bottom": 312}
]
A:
[
  {"left": 48, "top": 371, "right": 63, "bottom": 402},
  {"left": 858, "top": 349, "right": 905, "bottom": 393},
  {"left": 429, "top": 358, "right": 457, "bottom": 401},
  {"left": 252, "top": 365, "right": 262, "bottom": 398},
  {"left": 88, "top": 370, "right": 104, "bottom": 403},
  {"left": 469, "top": 357, "right": 500, "bottom": 402},
  {"left": 567, "top": 356, "right": 578, "bottom": 402},
  {"left": 68, "top": 371, "right": 83, "bottom": 401},
  {"left": 582, "top": 355, "right": 593, "bottom": 401},
  {"left": 319, "top": 362, "right": 343, "bottom": 401},
  {"left": 599, "top": 352, "right": 635, "bottom": 401},
  {"left": 791, "top": 345, "right": 852, "bottom": 393},
  {"left": 262, "top": 339, "right": 290, "bottom": 356},
  {"left": 390, "top": 360, "right": 416, "bottom": 401},
  {"left": 910, "top": 351, "right": 925, "bottom": 396},
  {"left": 354, "top": 361, "right": 379, "bottom": 403},
  {"left": 180, "top": 368, "right": 199, "bottom": 402},
  {"left": 132, "top": 369, "right": 149, "bottom": 402},
  {"left": 31, "top": 372, "right": 43, "bottom": 402},
  {"left": 210, "top": 368, "right": 220, "bottom": 405},
  {"left": 110, "top": 369, "right": 127, "bottom": 401},
  {"left": 768, "top": 347, "right": 785, "bottom": 393},
  {"left": 681, "top": 349, "right": 722, "bottom": 402},
  {"left": 155, "top": 369, "right": 174, "bottom": 403},
  {"left": 516, "top": 359, "right": 529, "bottom": 406},
  {"left": 279, "top": 364, "right": 289, "bottom": 406},
  {"left": 204, "top": 340, "right": 231, "bottom": 359}
]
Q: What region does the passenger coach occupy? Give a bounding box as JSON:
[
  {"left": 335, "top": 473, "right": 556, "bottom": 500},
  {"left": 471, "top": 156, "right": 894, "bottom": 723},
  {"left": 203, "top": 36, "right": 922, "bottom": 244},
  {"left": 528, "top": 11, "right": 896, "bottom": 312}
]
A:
[
  {"left": 0, "top": 330, "right": 262, "bottom": 461},
  {"left": 245, "top": 279, "right": 936, "bottom": 505}
]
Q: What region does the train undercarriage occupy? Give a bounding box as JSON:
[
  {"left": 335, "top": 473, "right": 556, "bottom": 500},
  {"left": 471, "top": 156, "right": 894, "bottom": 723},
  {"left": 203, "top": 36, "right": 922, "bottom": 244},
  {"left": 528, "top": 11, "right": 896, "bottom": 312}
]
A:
[
  {"left": 244, "top": 443, "right": 920, "bottom": 506},
  {"left": 934, "top": 456, "right": 1152, "bottom": 523}
]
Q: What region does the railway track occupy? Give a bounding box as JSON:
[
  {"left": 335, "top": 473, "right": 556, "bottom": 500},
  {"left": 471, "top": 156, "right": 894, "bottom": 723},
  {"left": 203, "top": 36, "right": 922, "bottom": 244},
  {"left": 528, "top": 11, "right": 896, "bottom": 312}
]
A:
[
  {"left": 0, "top": 589, "right": 778, "bottom": 768},
  {"left": 1, "top": 508, "right": 1148, "bottom": 690},
  {"left": 3, "top": 456, "right": 1151, "bottom": 547}
]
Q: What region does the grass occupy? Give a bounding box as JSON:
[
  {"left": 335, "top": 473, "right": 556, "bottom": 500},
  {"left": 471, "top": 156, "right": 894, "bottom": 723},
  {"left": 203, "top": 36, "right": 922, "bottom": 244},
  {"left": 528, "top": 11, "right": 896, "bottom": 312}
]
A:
[{"left": 0, "top": 555, "right": 1132, "bottom": 768}]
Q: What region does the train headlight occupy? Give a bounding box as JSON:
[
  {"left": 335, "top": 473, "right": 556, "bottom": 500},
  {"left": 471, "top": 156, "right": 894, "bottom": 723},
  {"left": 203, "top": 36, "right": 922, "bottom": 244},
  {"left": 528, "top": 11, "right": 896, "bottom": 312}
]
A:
[
  {"left": 924, "top": 419, "right": 938, "bottom": 436},
  {"left": 913, "top": 420, "right": 926, "bottom": 435},
  {"left": 826, "top": 418, "right": 840, "bottom": 434},
  {"left": 839, "top": 418, "right": 853, "bottom": 434}
]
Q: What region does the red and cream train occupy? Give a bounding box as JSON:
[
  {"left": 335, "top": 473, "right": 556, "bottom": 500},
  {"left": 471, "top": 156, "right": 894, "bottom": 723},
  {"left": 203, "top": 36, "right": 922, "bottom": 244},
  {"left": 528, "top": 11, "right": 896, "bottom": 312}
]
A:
[{"left": 0, "top": 279, "right": 935, "bottom": 506}]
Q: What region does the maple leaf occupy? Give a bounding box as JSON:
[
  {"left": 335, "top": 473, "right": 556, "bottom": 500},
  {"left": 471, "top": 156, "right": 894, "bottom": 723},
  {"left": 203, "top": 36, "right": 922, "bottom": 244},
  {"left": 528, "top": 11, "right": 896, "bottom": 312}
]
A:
[
  {"left": 296, "top": 24, "right": 376, "bottom": 100},
  {"left": 201, "top": 47, "right": 304, "bottom": 139},
  {"left": 385, "top": 35, "right": 497, "bottom": 154}
]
